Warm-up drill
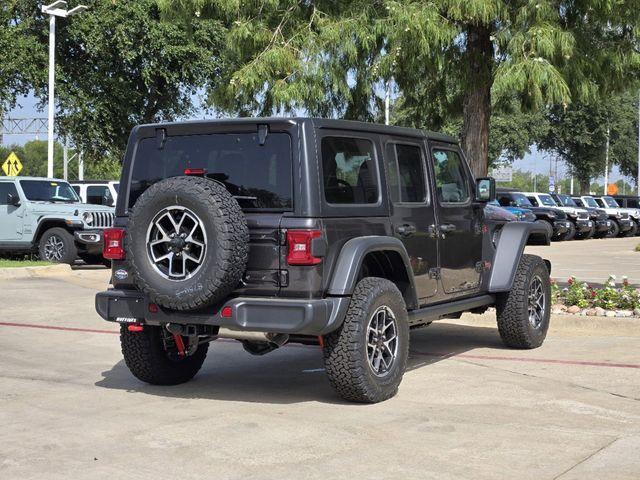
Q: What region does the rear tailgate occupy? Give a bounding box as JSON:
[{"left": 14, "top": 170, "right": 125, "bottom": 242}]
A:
[{"left": 235, "top": 213, "right": 284, "bottom": 296}]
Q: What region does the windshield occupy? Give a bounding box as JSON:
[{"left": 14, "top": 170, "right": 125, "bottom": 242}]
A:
[
  {"left": 582, "top": 196, "right": 599, "bottom": 208},
  {"left": 20, "top": 180, "right": 80, "bottom": 203},
  {"left": 538, "top": 194, "right": 558, "bottom": 207},
  {"left": 130, "top": 132, "right": 292, "bottom": 210},
  {"left": 602, "top": 196, "right": 619, "bottom": 208},
  {"left": 510, "top": 193, "right": 533, "bottom": 207},
  {"left": 556, "top": 194, "right": 577, "bottom": 207}
]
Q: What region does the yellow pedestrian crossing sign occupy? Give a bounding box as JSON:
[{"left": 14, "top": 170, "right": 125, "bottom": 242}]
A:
[{"left": 2, "top": 152, "right": 23, "bottom": 176}]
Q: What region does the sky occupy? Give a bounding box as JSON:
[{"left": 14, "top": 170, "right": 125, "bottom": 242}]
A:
[{"left": 2, "top": 91, "right": 630, "bottom": 187}]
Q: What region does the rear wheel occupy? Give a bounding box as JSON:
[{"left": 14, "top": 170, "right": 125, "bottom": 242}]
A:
[
  {"left": 322, "top": 277, "right": 409, "bottom": 403},
  {"left": 120, "top": 324, "right": 209, "bottom": 385},
  {"left": 496, "top": 254, "right": 551, "bottom": 349},
  {"left": 38, "top": 227, "right": 77, "bottom": 264},
  {"left": 623, "top": 221, "right": 638, "bottom": 237}
]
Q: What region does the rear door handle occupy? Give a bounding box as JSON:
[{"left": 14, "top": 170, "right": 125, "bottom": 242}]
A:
[
  {"left": 440, "top": 223, "right": 456, "bottom": 234},
  {"left": 396, "top": 224, "right": 416, "bottom": 237}
]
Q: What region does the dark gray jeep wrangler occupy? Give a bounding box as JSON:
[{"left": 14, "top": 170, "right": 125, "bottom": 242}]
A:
[{"left": 96, "top": 118, "right": 551, "bottom": 403}]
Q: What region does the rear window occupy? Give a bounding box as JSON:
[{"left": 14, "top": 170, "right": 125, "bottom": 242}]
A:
[{"left": 129, "top": 133, "right": 293, "bottom": 210}]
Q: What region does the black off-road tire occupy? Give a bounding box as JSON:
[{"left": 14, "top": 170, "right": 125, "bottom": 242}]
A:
[
  {"left": 120, "top": 324, "right": 209, "bottom": 385},
  {"left": 322, "top": 277, "right": 409, "bottom": 403},
  {"left": 623, "top": 221, "right": 638, "bottom": 237},
  {"left": 605, "top": 220, "right": 620, "bottom": 238},
  {"left": 126, "top": 176, "right": 249, "bottom": 311},
  {"left": 535, "top": 219, "right": 553, "bottom": 240},
  {"left": 575, "top": 226, "right": 595, "bottom": 240},
  {"left": 496, "top": 254, "right": 551, "bottom": 349},
  {"left": 38, "top": 227, "right": 78, "bottom": 265},
  {"left": 560, "top": 221, "right": 576, "bottom": 241}
]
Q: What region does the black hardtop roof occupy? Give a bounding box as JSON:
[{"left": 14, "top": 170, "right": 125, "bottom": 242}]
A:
[{"left": 134, "top": 117, "right": 457, "bottom": 144}]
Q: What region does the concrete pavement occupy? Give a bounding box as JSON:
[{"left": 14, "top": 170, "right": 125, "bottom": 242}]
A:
[
  {"left": 1, "top": 268, "right": 639, "bottom": 479},
  {"left": 527, "top": 236, "right": 640, "bottom": 285}
]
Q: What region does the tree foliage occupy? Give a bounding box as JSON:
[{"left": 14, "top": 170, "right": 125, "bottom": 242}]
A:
[
  {"left": 540, "top": 91, "right": 639, "bottom": 194},
  {"left": 157, "top": 0, "right": 639, "bottom": 178}
]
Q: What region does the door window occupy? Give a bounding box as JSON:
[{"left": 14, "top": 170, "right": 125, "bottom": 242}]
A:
[
  {"left": 431, "top": 149, "right": 469, "bottom": 204},
  {"left": 87, "top": 185, "right": 113, "bottom": 205},
  {"left": 322, "top": 137, "right": 379, "bottom": 204},
  {"left": 386, "top": 143, "right": 427, "bottom": 203},
  {"left": 0, "top": 183, "right": 19, "bottom": 205}
]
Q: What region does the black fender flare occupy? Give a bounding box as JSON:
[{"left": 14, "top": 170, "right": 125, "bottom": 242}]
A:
[
  {"left": 327, "top": 236, "right": 418, "bottom": 309},
  {"left": 488, "top": 222, "right": 550, "bottom": 292}
]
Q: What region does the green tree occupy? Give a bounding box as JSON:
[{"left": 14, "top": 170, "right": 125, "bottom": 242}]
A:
[
  {"left": 0, "top": 140, "right": 64, "bottom": 178},
  {"left": 541, "top": 91, "right": 639, "bottom": 194},
  {"left": 158, "top": 0, "right": 638, "bottom": 178},
  {"left": 53, "top": 0, "right": 224, "bottom": 165}
]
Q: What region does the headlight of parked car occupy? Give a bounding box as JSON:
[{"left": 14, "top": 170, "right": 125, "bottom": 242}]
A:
[{"left": 82, "top": 212, "right": 93, "bottom": 225}]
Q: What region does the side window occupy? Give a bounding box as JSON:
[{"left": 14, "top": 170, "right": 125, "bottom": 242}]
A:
[
  {"left": 497, "top": 195, "right": 510, "bottom": 207},
  {"left": 431, "top": 149, "right": 470, "bottom": 204},
  {"left": 322, "top": 136, "right": 379, "bottom": 204},
  {"left": 72, "top": 185, "right": 81, "bottom": 195},
  {"left": 387, "top": 143, "right": 427, "bottom": 203},
  {"left": 87, "top": 185, "right": 111, "bottom": 205},
  {"left": 528, "top": 197, "right": 539, "bottom": 207},
  {"left": 0, "top": 183, "right": 19, "bottom": 205}
]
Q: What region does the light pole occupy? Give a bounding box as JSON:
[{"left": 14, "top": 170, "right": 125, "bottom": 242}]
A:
[{"left": 41, "top": 1, "right": 88, "bottom": 179}]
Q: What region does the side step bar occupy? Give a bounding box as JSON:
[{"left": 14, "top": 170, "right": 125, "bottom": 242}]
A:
[{"left": 408, "top": 294, "right": 495, "bottom": 327}]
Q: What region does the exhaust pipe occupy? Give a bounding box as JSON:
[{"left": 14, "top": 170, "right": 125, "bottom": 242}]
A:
[{"left": 217, "top": 328, "right": 289, "bottom": 356}]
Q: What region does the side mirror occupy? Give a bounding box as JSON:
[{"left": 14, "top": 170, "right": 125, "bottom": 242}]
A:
[
  {"left": 7, "top": 193, "right": 21, "bottom": 207},
  {"left": 475, "top": 177, "right": 495, "bottom": 203}
]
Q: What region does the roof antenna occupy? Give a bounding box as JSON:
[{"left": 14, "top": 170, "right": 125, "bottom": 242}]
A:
[{"left": 257, "top": 124, "right": 268, "bottom": 146}]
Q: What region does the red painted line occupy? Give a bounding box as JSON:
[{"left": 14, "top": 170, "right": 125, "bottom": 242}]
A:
[
  {"left": 0, "top": 322, "right": 119, "bottom": 335},
  {"left": 410, "top": 349, "right": 640, "bottom": 369},
  {"left": 1, "top": 321, "right": 638, "bottom": 370}
]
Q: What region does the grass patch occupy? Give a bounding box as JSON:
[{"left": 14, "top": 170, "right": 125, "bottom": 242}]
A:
[
  {"left": 0, "top": 253, "right": 53, "bottom": 268},
  {"left": 0, "top": 259, "right": 53, "bottom": 268}
]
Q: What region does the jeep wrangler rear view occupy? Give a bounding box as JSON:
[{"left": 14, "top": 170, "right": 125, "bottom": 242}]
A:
[{"left": 96, "top": 118, "right": 551, "bottom": 403}]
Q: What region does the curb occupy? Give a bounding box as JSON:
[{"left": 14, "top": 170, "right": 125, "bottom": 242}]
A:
[
  {"left": 454, "top": 311, "right": 639, "bottom": 336},
  {"left": 0, "top": 264, "right": 72, "bottom": 280}
]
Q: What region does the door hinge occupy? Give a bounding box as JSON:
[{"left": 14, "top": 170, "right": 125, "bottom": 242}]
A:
[{"left": 428, "top": 268, "right": 441, "bottom": 280}]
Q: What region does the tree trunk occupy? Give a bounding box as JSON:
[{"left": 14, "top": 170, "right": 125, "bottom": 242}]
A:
[
  {"left": 579, "top": 177, "right": 591, "bottom": 195},
  {"left": 461, "top": 25, "right": 493, "bottom": 179}
]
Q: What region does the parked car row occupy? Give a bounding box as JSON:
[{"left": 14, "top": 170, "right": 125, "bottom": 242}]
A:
[
  {"left": 0, "top": 177, "right": 115, "bottom": 264},
  {"left": 487, "top": 188, "right": 640, "bottom": 241}
]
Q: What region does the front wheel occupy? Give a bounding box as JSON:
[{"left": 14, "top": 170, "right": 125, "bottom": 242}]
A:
[
  {"left": 38, "top": 227, "right": 78, "bottom": 264},
  {"left": 120, "top": 324, "right": 209, "bottom": 385},
  {"left": 560, "top": 221, "right": 576, "bottom": 241},
  {"left": 605, "top": 220, "right": 620, "bottom": 238},
  {"left": 496, "top": 254, "right": 551, "bottom": 349},
  {"left": 322, "top": 277, "right": 409, "bottom": 403}
]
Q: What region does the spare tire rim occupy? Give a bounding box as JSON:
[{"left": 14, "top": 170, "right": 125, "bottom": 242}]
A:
[
  {"left": 366, "top": 305, "right": 399, "bottom": 377},
  {"left": 146, "top": 205, "right": 207, "bottom": 281},
  {"left": 528, "top": 275, "right": 545, "bottom": 329}
]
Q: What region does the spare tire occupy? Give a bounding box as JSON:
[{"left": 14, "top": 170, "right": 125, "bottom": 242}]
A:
[{"left": 126, "top": 176, "right": 249, "bottom": 311}]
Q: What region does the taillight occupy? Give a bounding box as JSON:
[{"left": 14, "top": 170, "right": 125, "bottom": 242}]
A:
[
  {"left": 103, "top": 228, "right": 126, "bottom": 260},
  {"left": 286, "top": 230, "right": 322, "bottom": 265}
]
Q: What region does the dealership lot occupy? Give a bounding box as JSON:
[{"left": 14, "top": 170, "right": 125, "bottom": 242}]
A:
[{"left": 1, "top": 242, "right": 640, "bottom": 480}]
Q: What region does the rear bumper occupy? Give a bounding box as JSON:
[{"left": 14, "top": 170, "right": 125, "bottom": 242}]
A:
[{"left": 95, "top": 289, "right": 350, "bottom": 336}]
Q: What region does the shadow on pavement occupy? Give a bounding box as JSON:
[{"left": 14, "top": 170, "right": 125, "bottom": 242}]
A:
[{"left": 95, "top": 322, "right": 506, "bottom": 404}]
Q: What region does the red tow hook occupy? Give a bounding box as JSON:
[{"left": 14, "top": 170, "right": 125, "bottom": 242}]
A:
[
  {"left": 173, "top": 334, "right": 186, "bottom": 357},
  {"left": 128, "top": 324, "right": 144, "bottom": 332}
]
